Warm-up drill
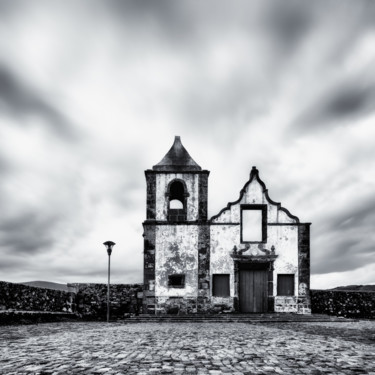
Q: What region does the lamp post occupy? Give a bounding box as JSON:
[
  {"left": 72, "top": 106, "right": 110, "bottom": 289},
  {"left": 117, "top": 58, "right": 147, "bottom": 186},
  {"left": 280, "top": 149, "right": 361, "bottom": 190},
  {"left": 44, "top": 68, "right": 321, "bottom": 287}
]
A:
[{"left": 103, "top": 241, "right": 116, "bottom": 323}]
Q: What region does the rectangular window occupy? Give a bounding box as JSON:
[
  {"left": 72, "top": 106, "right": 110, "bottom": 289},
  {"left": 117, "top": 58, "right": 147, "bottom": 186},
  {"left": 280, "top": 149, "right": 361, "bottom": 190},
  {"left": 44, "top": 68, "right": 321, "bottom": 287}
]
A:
[
  {"left": 241, "top": 205, "right": 267, "bottom": 243},
  {"left": 168, "top": 274, "right": 185, "bottom": 288},
  {"left": 277, "top": 274, "right": 295, "bottom": 296},
  {"left": 212, "top": 274, "right": 230, "bottom": 297}
]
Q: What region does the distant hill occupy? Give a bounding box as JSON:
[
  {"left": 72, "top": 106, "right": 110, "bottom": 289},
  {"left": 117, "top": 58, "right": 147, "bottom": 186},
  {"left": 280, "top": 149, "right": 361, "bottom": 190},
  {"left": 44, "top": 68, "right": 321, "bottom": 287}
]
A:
[
  {"left": 20, "top": 281, "right": 69, "bottom": 292},
  {"left": 331, "top": 285, "right": 375, "bottom": 292}
]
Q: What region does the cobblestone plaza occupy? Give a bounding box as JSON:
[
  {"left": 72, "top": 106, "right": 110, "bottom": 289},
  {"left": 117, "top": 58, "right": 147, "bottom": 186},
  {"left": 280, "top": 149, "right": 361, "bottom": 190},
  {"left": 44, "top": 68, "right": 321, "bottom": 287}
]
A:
[{"left": 1, "top": 321, "right": 374, "bottom": 374}]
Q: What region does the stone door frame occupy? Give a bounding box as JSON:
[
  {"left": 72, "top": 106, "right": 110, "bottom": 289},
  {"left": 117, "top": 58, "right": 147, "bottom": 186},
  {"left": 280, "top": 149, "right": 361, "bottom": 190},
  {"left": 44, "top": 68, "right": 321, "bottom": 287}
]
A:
[{"left": 232, "top": 255, "right": 277, "bottom": 313}]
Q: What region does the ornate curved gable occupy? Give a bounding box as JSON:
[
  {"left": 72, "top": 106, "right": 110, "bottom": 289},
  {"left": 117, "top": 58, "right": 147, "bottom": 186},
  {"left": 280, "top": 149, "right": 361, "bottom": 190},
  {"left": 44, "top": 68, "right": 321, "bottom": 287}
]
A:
[{"left": 210, "top": 166, "right": 299, "bottom": 224}]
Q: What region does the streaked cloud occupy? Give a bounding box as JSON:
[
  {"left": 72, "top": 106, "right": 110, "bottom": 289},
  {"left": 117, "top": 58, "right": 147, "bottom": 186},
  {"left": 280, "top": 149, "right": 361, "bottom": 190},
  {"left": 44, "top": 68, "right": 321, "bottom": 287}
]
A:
[
  {"left": 292, "top": 73, "right": 375, "bottom": 132},
  {"left": 0, "top": 65, "right": 80, "bottom": 140}
]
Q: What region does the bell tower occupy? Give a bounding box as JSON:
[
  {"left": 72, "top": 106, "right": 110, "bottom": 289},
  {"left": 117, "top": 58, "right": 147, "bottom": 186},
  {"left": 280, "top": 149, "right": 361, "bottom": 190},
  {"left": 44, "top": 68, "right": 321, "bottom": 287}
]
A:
[
  {"left": 143, "top": 136, "right": 210, "bottom": 314},
  {"left": 145, "top": 135, "right": 208, "bottom": 222}
]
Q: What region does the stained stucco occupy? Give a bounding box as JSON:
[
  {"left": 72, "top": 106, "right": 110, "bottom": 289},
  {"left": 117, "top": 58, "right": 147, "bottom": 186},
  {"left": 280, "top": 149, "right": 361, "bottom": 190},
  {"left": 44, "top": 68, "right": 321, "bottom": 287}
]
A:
[
  {"left": 155, "top": 225, "right": 198, "bottom": 297},
  {"left": 155, "top": 174, "right": 199, "bottom": 221},
  {"left": 209, "top": 175, "right": 301, "bottom": 312}
]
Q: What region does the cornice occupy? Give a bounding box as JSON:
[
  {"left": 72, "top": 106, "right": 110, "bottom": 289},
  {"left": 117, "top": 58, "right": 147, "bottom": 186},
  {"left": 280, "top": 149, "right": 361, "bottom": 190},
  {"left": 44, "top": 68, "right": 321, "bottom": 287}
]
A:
[{"left": 145, "top": 169, "right": 210, "bottom": 175}]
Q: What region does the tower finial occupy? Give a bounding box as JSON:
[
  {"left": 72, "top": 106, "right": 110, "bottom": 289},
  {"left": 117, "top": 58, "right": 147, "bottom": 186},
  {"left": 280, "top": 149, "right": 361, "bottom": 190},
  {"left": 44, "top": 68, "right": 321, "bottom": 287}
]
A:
[{"left": 250, "top": 166, "right": 259, "bottom": 178}]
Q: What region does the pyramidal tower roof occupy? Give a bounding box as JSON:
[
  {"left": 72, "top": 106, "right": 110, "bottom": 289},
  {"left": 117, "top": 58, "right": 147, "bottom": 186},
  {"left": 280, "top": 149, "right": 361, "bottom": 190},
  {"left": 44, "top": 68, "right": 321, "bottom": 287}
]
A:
[{"left": 153, "top": 136, "right": 202, "bottom": 171}]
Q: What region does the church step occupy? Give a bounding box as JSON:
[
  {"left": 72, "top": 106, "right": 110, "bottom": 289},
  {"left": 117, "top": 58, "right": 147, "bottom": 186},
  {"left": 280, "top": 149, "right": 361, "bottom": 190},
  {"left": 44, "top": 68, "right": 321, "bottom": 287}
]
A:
[{"left": 125, "top": 314, "right": 353, "bottom": 323}]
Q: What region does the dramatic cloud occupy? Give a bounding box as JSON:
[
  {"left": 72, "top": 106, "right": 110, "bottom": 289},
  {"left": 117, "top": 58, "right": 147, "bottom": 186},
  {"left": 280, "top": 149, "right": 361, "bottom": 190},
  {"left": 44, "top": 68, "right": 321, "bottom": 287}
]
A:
[
  {"left": 312, "top": 196, "right": 375, "bottom": 274},
  {"left": 292, "top": 75, "right": 375, "bottom": 132},
  {"left": 0, "top": 0, "right": 374, "bottom": 288},
  {"left": 0, "top": 65, "right": 80, "bottom": 140}
]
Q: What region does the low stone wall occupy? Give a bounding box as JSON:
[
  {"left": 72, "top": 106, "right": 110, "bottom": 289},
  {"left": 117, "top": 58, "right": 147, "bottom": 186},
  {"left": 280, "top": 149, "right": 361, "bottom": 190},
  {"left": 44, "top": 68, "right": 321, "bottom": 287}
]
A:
[
  {"left": 0, "top": 311, "right": 78, "bottom": 326},
  {"left": 69, "top": 283, "right": 143, "bottom": 320},
  {"left": 3, "top": 282, "right": 374, "bottom": 322},
  {"left": 311, "top": 289, "right": 375, "bottom": 319},
  {"left": 0, "top": 281, "right": 143, "bottom": 324},
  {"left": 0, "top": 281, "right": 74, "bottom": 312}
]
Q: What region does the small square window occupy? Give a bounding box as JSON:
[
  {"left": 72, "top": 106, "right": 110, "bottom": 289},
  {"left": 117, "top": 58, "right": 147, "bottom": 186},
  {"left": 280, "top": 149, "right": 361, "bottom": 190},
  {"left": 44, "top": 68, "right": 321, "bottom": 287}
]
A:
[
  {"left": 277, "top": 274, "right": 295, "bottom": 296},
  {"left": 212, "top": 274, "right": 230, "bottom": 297},
  {"left": 241, "top": 205, "right": 267, "bottom": 243},
  {"left": 168, "top": 274, "right": 185, "bottom": 288}
]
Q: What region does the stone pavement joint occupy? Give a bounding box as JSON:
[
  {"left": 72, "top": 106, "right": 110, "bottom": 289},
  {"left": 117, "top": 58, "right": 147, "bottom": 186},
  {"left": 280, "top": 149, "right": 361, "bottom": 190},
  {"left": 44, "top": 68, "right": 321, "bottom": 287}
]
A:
[{"left": 0, "top": 321, "right": 374, "bottom": 374}]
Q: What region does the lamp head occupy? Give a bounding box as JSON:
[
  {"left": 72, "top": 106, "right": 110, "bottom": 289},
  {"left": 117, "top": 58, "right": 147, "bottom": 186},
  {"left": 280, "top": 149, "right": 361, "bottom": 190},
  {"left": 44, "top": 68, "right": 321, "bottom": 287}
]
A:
[{"left": 103, "top": 241, "right": 116, "bottom": 255}]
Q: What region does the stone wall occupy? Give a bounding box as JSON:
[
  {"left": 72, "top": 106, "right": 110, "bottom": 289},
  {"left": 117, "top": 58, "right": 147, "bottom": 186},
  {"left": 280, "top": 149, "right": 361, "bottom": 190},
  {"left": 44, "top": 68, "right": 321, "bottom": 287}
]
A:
[
  {"left": 311, "top": 289, "right": 375, "bottom": 319},
  {"left": 0, "top": 311, "right": 78, "bottom": 326},
  {"left": 0, "top": 281, "right": 143, "bottom": 324},
  {"left": 4, "top": 281, "right": 374, "bottom": 321},
  {"left": 69, "top": 283, "right": 143, "bottom": 320},
  {"left": 0, "top": 281, "right": 74, "bottom": 312}
]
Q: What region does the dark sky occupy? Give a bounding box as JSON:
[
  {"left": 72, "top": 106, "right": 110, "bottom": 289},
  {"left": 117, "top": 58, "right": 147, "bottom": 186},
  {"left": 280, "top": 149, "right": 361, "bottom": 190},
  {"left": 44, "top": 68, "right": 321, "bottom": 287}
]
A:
[{"left": 0, "top": 0, "right": 374, "bottom": 288}]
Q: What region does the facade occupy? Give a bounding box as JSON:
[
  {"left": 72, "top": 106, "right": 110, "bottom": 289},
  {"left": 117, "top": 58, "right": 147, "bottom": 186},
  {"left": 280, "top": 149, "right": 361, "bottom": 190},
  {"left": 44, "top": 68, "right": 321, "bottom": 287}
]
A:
[{"left": 143, "top": 136, "right": 311, "bottom": 314}]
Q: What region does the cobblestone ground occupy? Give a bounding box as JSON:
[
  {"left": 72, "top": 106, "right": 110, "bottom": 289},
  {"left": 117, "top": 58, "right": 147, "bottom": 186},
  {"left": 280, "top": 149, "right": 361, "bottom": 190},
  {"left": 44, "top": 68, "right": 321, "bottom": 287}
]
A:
[{"left": 1, "top": 321, "right": 375, "bottom": 374}]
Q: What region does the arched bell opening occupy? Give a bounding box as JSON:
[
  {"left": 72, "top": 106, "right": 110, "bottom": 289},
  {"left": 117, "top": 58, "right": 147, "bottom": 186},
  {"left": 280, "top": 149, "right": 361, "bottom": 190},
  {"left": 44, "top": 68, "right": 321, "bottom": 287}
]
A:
[{"left": 166, "top": 179, "right": 189, "bottom": 222}]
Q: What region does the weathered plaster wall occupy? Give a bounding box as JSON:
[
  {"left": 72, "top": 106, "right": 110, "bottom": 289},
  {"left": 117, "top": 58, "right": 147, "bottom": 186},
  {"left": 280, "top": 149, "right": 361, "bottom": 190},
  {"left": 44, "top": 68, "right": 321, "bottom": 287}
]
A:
[
  {"left": 210, "top": 225, "right": 237, "bottom": 296},
  {"left": 145, "top": 169, "right": 209, "bottom": 313},
  {"left": 209, "top": 224, "right": 299, "bottom": 312},
  {"left": 155, "top": 173, "right": 199, "bottom": 221},
  {"left": 155, "top": 225, "right": 198, "bottom": 297},
  {"left": 209, "top": 225, "right": 237, "bottom": 311},
  {"left": 270, "top": 225, "right": 299, "bottom": 313},
  {"left": 269, "top": 226, "right": 298, "bottom": 282},
  {"left": 210, "top": 177, "right": 302, "bottom": 313}
]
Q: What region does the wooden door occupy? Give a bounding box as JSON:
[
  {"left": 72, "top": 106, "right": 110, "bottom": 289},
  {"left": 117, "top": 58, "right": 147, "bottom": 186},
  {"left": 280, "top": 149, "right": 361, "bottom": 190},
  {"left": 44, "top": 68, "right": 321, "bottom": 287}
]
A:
[{"left": 239, "top": 270, "right": 268, "bottom": 312}]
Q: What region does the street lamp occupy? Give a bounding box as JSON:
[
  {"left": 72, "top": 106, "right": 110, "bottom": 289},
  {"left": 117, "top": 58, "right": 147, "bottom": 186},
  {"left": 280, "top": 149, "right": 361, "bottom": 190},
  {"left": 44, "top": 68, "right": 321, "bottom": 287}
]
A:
[{"left": 103, "top": 241, "right": 116, "bottom": 323}]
